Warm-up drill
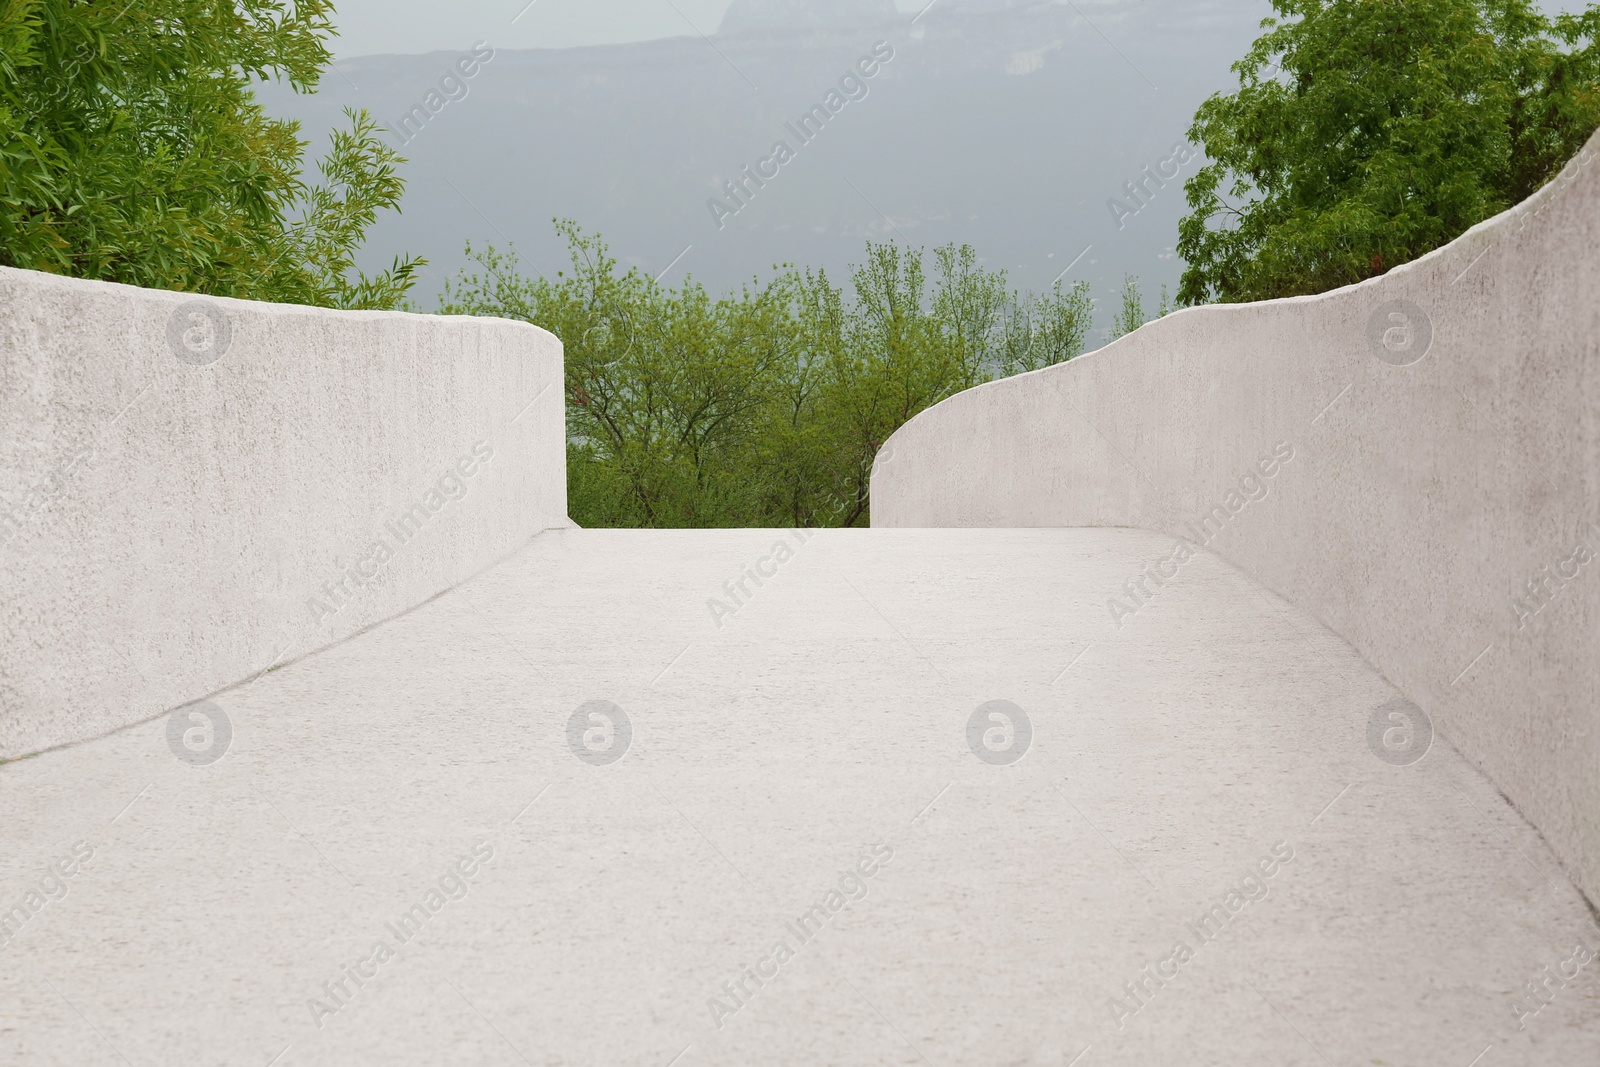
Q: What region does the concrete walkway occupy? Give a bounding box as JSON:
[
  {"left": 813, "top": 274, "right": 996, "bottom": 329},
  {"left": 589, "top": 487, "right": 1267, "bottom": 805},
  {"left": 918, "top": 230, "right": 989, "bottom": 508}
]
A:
[{"left": 4, "top": 528, "right": 1598, "bottom": 1066}]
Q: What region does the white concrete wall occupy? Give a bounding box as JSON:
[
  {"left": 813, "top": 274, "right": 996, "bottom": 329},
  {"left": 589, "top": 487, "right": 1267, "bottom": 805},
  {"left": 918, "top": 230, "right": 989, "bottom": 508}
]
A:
[
  {"left": 873, "top": 131, "right": 1600, "bottom": 902},
  {"left": 1, "top": 268, "right": 566, "bottom": 758}
]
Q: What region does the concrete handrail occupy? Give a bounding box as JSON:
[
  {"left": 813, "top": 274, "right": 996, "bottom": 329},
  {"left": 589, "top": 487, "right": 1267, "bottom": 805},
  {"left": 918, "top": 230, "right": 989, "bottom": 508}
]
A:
[
  {"left": 873, "top": 131, "right": 1600, "bottom": 903},
  {"left": 1, "top": 270, "right": 566, "bottom": 758}
]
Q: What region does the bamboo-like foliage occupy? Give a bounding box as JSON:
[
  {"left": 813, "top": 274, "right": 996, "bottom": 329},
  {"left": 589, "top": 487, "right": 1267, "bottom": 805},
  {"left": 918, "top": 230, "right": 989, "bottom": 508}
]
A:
[{"left": 0, "top": 0, "right": 421, "bottom": 307}]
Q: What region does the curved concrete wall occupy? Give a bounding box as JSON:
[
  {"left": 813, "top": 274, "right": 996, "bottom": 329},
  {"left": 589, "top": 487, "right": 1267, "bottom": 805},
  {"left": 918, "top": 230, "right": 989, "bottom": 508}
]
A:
[
  {"left": 1, "top": 268, "right": 566, "bottom": 758},
  {"left": 873, "top": 131, "right": 1600, "bottom": 902}
]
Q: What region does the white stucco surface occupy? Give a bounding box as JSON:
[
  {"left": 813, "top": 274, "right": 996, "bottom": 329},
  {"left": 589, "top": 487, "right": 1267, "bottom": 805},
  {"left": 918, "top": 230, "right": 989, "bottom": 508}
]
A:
[
  {"left": 3, "top": 528, "right": 1597, "bottom": 1066},
  {"left": 873, "top": 132, "right": 1600, "bottom": 905},
  {"left": 0, "top": 269, "right": 567, "bottom": 758}
]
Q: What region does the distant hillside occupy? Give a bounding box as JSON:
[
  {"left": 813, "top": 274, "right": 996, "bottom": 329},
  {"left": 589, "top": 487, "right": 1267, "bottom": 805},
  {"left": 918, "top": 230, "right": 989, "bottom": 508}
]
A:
[
  {"left": 719, "top": 0, "right": 899, "bottom": 32},
  {"left": 256, "top": 0, "right": 1267, "bottom": 334}
]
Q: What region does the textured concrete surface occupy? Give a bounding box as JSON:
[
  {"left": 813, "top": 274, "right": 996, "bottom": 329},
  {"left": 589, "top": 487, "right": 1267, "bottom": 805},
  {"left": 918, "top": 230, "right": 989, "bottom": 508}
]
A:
[
  {"left": 0, "top": 269, "right": 567, "bottom": 758},
  {"left": 874, "top": 130, "right": 1600, "bottom": 904},
  {"left": 4, "top": 528, "right": 1598, "bottom": 1066}
]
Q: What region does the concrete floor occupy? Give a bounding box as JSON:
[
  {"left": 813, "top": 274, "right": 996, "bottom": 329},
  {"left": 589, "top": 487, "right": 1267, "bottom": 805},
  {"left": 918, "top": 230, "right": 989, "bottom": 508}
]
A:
[{"left": 4, "top": 528, "right": 1598, "bottom": 1066}]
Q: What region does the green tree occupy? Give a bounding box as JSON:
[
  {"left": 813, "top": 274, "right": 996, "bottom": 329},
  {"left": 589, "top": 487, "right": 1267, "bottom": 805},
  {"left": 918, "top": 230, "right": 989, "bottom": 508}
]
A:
[
  {"left": 441, "top": 224, "right": 797, "bottom": 528},
  {"left": 1178, "top": 0, "right": 1600, "bottom": 304},
  {"left": 997, "top": 279, "right": 1094, "bottom": 375},
  {"left": 1112, "top": 274, "right": 1145, "bottom": 338},
  {"left": 0, "top": 0, "right": 420, "bottom": 307},
  {"left": 929, "top": 242, "right": 1009, "bottom": 390},
  {"left": 441, "top": 226, "right": 1071, "bottom": 529}
]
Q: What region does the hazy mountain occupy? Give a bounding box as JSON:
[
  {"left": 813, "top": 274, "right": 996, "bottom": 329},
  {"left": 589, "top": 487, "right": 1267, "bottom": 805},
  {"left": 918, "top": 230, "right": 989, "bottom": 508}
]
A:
[
  {"left": 257, "top": 0, "right": 1271, "bottom": 335},
  {"left": 720, "top": 0, "right": 899, "bottom": 32}
]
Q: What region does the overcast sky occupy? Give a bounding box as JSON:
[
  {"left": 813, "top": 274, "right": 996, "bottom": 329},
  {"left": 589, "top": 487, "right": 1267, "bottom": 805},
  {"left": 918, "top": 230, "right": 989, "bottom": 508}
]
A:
[
  {"left": 320, "top": 0, "right": 1596, "bottom": 58},
  {"left": 321, "top": 1, "right": 1105, "bottom": 57},
  {"left": 304, "top": 0, "right": 1594, "bottom": 316},
  {"left": 323, "top": 0, "right": 816, "bottom": 57}
]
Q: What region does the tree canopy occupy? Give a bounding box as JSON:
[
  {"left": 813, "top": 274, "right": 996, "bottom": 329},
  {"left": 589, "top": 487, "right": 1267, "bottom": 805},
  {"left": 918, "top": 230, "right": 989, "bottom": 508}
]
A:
[
  {"left": 0, "top": 0, "right": 419, "bottom": 307},
  {"left": 1178, "top": 0, "right": 1600, "bottom": 304},
  {"left": 441, "top": 224, "right": 1098, "bottom": 528}
]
